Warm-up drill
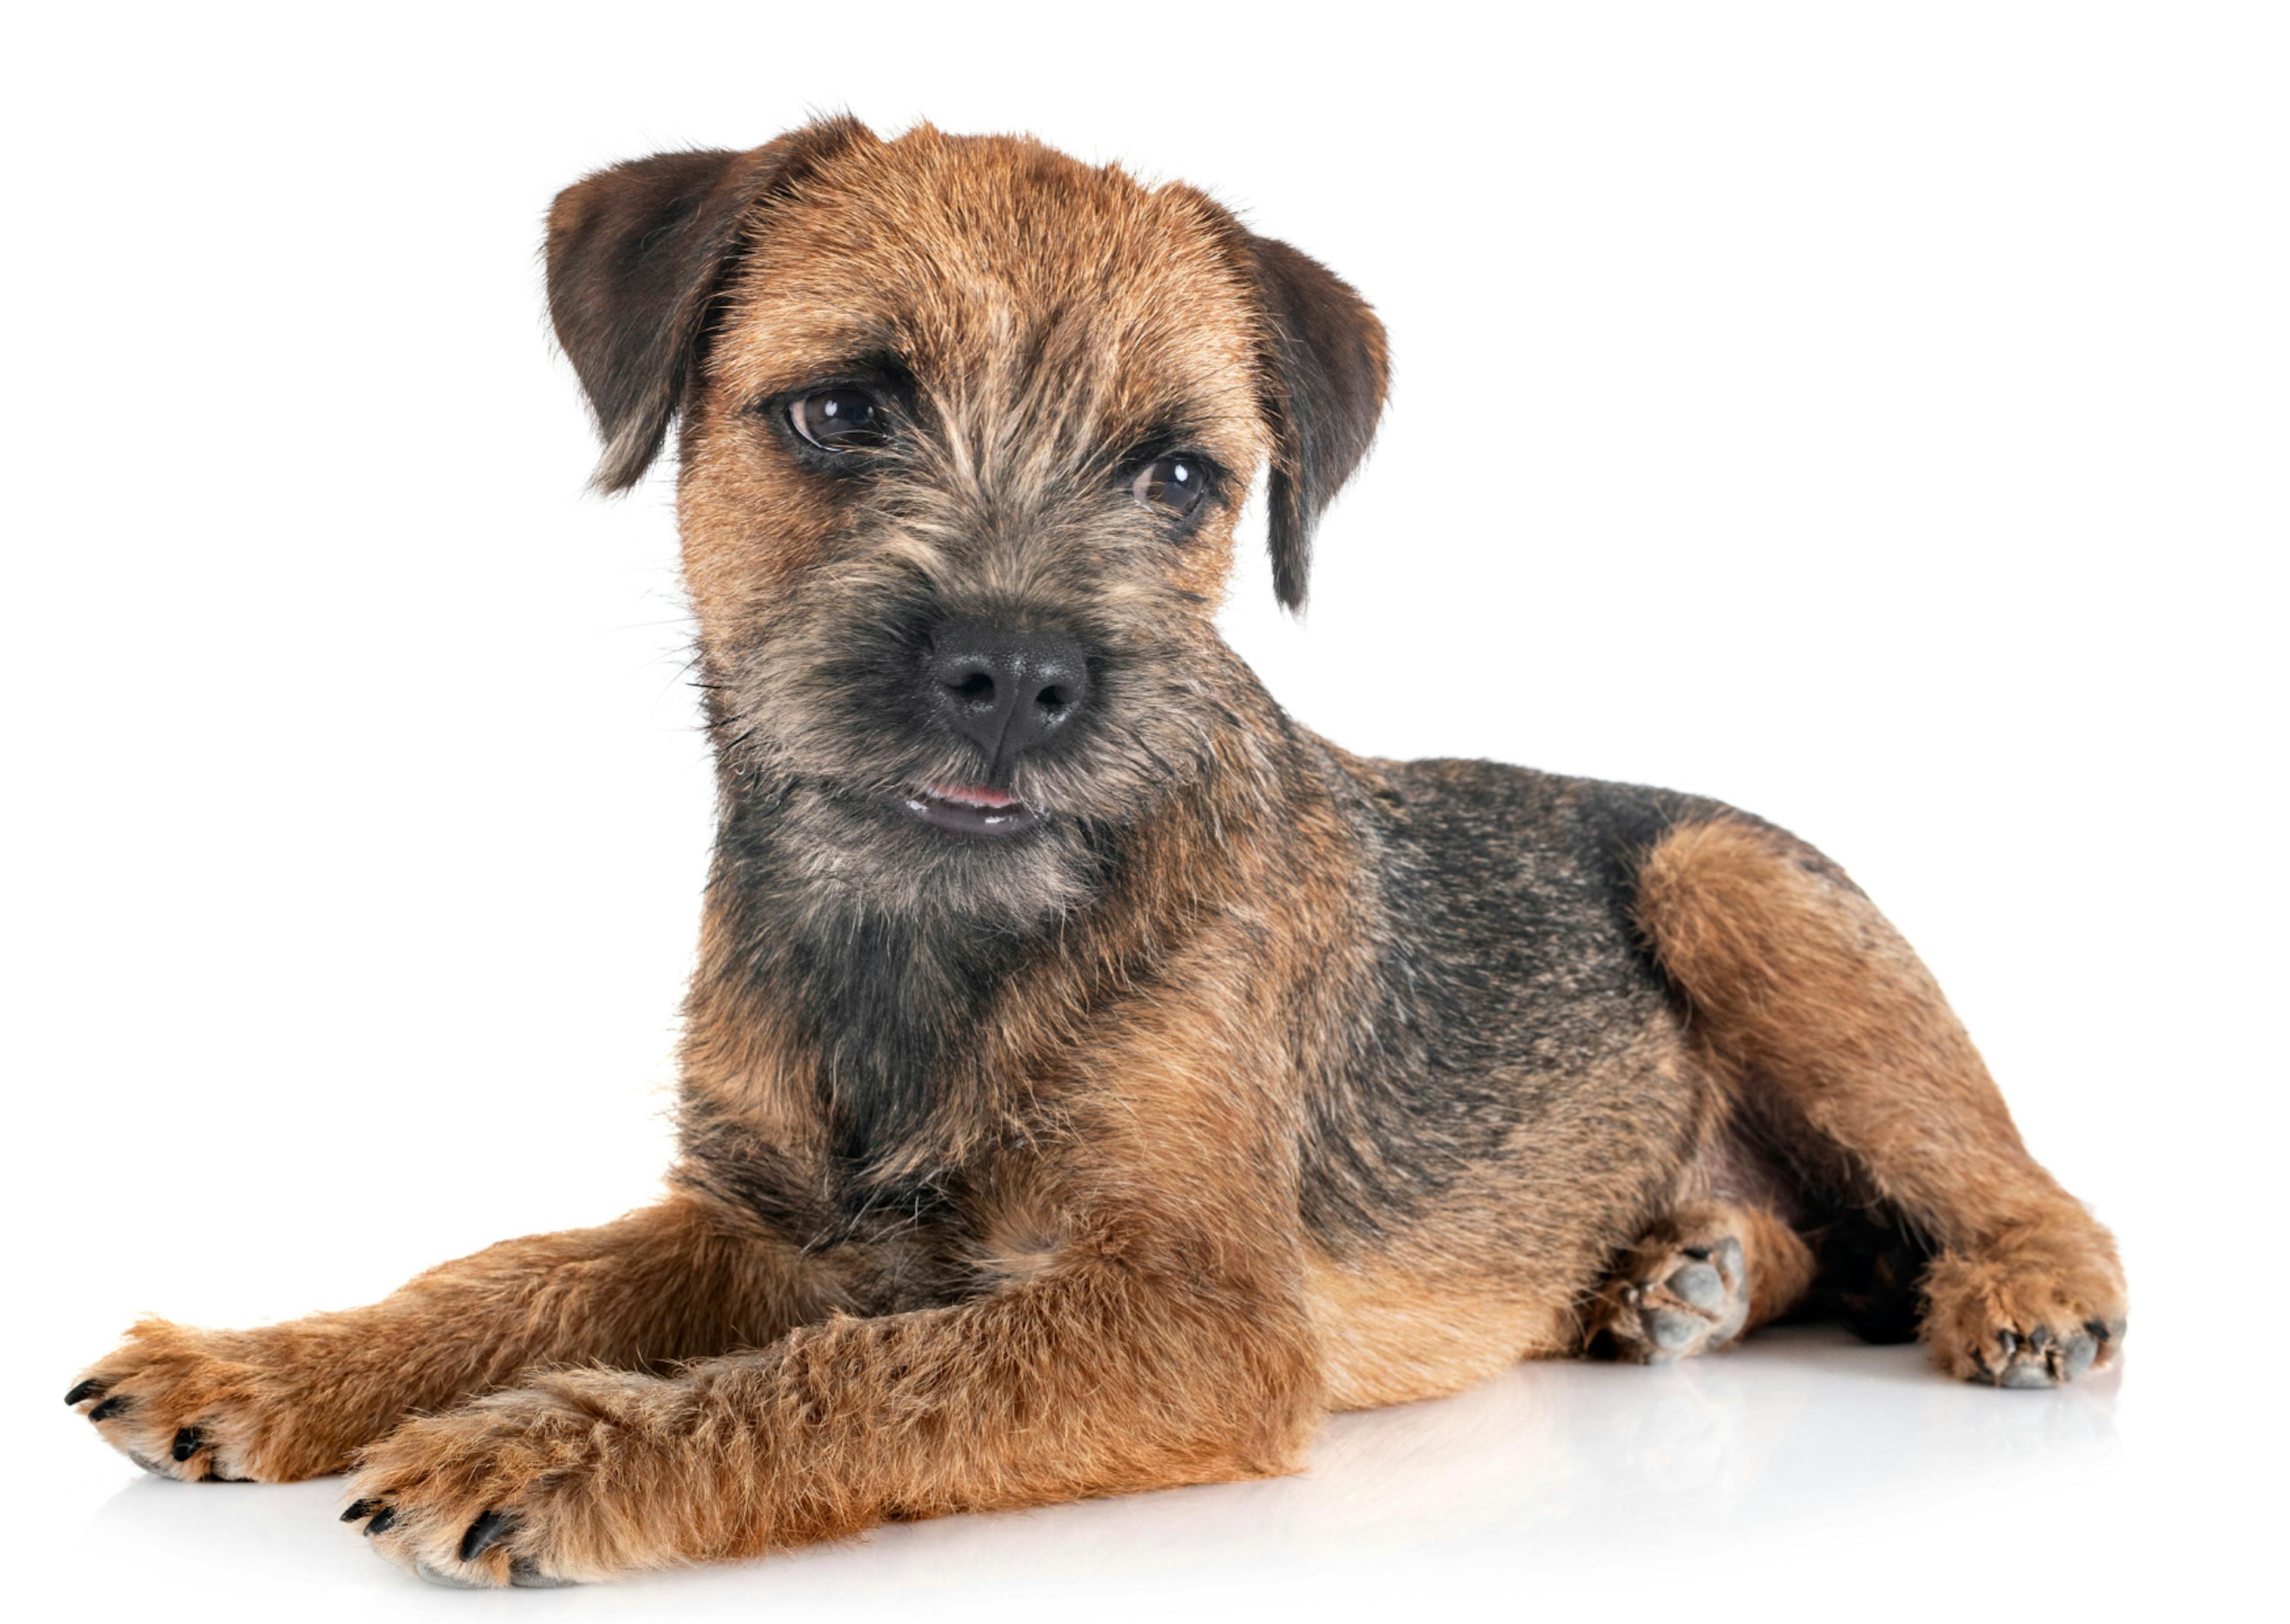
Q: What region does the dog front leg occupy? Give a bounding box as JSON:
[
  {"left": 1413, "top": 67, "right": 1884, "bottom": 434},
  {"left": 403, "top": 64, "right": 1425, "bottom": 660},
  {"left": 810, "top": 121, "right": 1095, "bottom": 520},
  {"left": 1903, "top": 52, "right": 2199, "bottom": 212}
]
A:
[
  {"left": 66, "top": 1194, "right": 827, "bottom": 1483},
  {"left": 342, "top": 1248, "right": 1325, "bottom": 1586}
]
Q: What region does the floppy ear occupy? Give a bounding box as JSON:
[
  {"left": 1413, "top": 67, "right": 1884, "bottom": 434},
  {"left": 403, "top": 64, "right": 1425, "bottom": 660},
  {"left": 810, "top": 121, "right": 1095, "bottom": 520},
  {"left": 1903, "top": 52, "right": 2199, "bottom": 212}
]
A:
[
  {"left": 544, "top": 117, "right": 870, "bottom": 491},
  {"left": 1241, "top": 235, "right": 1390, "bottom": 610}
]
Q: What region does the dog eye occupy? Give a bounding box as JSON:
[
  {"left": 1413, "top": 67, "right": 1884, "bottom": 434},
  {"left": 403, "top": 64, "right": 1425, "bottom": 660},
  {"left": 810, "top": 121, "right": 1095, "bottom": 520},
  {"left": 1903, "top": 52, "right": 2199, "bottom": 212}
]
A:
[
  {"left": 789, "top": 388, "right": 888, "bottom": 451},
  {"left": 1131, "top": 455, "right": 1208, "bottom": 520}
]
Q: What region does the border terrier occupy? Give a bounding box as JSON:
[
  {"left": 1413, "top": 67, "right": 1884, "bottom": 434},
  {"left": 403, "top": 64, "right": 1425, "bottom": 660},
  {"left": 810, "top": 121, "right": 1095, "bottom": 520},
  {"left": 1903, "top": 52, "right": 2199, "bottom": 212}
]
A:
[{"left": 66, "top": 120, "right": 2127, "bottom": 1587}]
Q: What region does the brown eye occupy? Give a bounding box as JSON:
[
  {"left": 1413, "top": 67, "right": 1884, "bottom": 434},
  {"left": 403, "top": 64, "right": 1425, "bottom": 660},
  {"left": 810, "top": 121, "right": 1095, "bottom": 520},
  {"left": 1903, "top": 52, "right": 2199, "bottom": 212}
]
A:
[
  {"left": 789, "top": 388, "right": 887, "bottom": 451},
  {"left": 1131, "top": 454, "right": 1208, "bottom": 520}
]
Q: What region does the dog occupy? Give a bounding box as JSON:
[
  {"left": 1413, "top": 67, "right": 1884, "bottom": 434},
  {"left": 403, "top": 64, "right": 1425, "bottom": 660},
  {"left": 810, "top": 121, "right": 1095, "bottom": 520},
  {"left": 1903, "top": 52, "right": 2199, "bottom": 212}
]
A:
[{"left": 66, "top": 120, "right": 2126, "bottom": 1587}]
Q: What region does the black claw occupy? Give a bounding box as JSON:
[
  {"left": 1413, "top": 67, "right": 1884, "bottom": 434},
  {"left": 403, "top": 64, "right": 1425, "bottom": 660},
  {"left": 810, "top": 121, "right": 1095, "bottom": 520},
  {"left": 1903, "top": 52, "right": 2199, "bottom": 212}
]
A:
[
  {"left": 1678, "top": 1244, "right": 1713, "bottom": 1260},
  {"left": 64, "top": 1379, "right": 107, "bottom": 1406},
  {"left": 1995, "top": 1329, "right": 2019, "bottom": 1358},
  {"left": 342, "top": 1498, "right": 379, "bottom": 1523},
  {"left": 2028, "top": 1325, "right": 2051, "bottom": 1350},
  {"left": 2087, "top": 1316, "right": 2115, "bottom": 1343},
  {"left": 364, "top": 1506, "right": 398, "bottom": 1537},
  {"left": 88, "top": 1395, "right": 131, "bottom": 1422},
  {"left": 171, "top": 1427, "right": 204, "bottom": 1462},
  {"left": 460, "top": 1510, "right": 516, "bottom": 1562}
]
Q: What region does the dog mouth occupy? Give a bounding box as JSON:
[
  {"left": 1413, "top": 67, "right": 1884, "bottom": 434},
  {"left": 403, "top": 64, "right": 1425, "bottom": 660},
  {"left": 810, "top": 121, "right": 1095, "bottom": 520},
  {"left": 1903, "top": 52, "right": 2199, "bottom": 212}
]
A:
[{"left": 895, "top": 782, "right": 1041, "bottom": 838}]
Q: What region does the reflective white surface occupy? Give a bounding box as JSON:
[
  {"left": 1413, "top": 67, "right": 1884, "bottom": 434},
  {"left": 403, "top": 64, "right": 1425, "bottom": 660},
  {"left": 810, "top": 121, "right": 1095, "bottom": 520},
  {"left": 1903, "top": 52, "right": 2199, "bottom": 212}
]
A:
[{"left": 24, "top": 1321, "right": 2251, "bottom": 1620}]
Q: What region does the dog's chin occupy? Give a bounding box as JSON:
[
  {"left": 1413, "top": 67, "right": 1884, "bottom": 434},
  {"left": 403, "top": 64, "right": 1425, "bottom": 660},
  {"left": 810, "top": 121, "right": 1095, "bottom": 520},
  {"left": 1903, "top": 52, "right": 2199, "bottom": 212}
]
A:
[{"left": 770, "top": 781, "right": 1104, "bottom": 931}]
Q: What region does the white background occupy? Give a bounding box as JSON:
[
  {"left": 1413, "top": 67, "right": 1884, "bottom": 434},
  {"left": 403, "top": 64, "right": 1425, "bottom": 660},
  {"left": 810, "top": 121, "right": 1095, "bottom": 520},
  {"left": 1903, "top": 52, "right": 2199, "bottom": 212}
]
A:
[{"left": 5, "top": 3, "right": 2283, "bottom": 1617}]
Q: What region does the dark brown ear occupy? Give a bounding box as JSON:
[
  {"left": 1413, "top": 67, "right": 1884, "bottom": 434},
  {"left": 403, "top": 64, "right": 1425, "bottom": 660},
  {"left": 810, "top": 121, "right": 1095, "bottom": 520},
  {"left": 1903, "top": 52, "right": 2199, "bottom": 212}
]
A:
[
  {"left": 1242, "top": 235, "right": 1389, "bottom": 610},
  {"left": 544, "top": 117, "right": 870, "bottom": 491}
]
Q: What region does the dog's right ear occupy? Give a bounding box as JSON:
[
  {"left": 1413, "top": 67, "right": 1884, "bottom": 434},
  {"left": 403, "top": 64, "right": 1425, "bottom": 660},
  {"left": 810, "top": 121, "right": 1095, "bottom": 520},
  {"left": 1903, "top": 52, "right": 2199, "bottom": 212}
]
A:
[{"left": 545, "top": 118, "right": 870, "bottom": 492}]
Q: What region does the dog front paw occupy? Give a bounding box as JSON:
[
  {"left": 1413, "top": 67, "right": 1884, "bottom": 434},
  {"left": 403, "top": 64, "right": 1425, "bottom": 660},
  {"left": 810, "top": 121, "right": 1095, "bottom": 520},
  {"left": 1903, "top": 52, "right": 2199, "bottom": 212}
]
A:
[
  {"left": 344, "top": 1371, "right": 683, "bottom": 1588},
  {"left": 1921, "top": 1236, "right": 2127, "bottom": 1388},
  {"left": 66, "top": 1318, "right": 365, "bottom": 1482}
]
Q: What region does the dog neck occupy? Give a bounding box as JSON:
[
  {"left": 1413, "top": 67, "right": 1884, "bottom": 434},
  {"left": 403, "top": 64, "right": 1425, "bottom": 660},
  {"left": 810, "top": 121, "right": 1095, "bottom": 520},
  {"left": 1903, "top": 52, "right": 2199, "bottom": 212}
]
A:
[{"left": 679, "top": 664, "right": 1336, "bottom": 1197}]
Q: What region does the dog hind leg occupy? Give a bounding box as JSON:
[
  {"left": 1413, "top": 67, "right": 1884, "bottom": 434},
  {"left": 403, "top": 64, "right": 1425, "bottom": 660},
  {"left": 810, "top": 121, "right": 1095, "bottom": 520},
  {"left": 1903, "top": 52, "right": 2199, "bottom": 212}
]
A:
[{"left": 1632, "top": 817, "right": 2126, "bottom": 1386}]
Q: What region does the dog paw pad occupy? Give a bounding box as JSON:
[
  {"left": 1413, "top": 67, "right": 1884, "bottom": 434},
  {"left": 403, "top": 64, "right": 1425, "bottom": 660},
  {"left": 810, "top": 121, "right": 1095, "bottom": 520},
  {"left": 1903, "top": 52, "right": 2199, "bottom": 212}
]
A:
[
  {"left": 1605, "top": 1225, "right": 1751, "bottom": 1363},
  {"left": 1667, "top": 1262, "right": 1727, "bottom": 1312}
]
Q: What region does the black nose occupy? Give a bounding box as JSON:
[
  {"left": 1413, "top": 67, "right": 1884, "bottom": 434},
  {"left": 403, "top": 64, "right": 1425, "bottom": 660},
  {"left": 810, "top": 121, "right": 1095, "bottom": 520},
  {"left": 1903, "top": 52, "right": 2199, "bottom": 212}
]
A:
[{"left": 927, "top": 618, "right": 1091, "bottom": 771}]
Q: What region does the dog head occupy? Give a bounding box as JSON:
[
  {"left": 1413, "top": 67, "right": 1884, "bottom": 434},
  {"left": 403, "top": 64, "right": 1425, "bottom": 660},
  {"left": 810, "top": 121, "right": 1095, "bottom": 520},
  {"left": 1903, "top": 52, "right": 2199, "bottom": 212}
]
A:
[{"left": 546, "top": 120, "right": 1385, "bottom": 925}]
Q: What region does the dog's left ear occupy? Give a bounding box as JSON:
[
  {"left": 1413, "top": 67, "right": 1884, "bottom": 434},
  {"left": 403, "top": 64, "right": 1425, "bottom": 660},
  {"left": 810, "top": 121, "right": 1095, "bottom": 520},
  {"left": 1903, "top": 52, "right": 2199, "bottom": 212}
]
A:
[
  {"left": 546, "top": 117, "right": 871, "bottom": 491},
  {"left": 1236, "top": 234, "right": 1390, "bottom": 611}
]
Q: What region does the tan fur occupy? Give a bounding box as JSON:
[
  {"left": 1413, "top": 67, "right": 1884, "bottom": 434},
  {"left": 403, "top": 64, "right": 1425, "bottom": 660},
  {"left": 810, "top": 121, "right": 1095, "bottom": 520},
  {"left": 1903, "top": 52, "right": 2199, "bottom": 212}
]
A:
[{"left": 1305, "top": 1254, "right": 1573, "bottom": 1411}]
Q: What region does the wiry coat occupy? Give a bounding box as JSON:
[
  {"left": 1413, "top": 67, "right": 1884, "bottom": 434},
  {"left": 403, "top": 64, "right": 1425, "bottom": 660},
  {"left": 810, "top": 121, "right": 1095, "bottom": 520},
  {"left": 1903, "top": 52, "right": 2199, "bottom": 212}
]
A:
[{"left": 67, "top": 122, "right": 2125, "bottom": 1588}]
